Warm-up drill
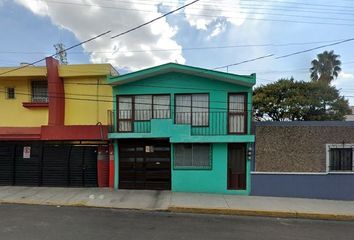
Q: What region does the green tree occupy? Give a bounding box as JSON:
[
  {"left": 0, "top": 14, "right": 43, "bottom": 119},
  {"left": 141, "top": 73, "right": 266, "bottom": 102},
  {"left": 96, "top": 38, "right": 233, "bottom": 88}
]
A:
[
  {"left": 310, "top": 50, "right": 341, "bottom": 84},
  {"left": 253, "top": 79, "right": 350, "bottom": 121}
]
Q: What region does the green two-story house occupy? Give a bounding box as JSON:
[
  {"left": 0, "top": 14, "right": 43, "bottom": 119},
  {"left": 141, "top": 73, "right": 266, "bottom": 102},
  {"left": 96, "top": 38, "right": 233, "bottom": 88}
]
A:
[{"left": 108, "top": 63, "right": 256, "bottom": 195}]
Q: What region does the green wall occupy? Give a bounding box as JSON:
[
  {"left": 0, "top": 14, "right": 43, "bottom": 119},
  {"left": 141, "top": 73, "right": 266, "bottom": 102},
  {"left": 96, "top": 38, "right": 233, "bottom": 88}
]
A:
[{"left": 171, "top": 143, "right": 251, "bottom": 195}]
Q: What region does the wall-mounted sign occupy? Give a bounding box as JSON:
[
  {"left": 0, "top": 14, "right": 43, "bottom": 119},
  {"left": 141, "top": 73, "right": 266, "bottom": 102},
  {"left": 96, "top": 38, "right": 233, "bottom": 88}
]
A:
[
  {"left": 23, "top": 146, "right": 31, "bottom": 159},
  {"left": 145, "top": 145, "right": 154, "bottom": 153}
]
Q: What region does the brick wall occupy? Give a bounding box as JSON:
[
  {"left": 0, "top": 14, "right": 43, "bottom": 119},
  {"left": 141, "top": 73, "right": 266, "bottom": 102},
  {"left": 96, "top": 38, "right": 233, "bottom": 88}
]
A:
[{"left": 254, "top": 122, "right": 354, "bottom": 172}]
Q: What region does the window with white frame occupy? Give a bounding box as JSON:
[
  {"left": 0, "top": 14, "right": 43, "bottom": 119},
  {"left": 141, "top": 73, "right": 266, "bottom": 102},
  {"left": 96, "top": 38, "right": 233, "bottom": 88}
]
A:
[
  {"left": 174, "top": 143, "right": 212, "bottom": 169},
  {"left": 175, "top": 94, "right": 209, "bottom": 126},
  {"left": 326, "top": 144, "right": 354, "bottom": 172}
]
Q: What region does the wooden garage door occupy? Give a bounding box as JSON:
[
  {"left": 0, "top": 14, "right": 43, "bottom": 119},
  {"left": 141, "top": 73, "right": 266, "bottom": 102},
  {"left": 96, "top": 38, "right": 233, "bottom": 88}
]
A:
[{"left": 119, "top": 139, "right": 171, "bottom": 190}]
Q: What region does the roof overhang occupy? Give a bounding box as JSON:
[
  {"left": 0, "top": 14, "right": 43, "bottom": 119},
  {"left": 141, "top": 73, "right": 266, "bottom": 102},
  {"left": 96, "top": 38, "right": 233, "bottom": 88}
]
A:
[{"left": 108, "top": 63, "right": 256, "bottom": 87}]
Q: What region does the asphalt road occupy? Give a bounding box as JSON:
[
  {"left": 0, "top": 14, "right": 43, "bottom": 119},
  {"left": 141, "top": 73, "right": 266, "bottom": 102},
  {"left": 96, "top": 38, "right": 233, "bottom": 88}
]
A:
[{"left": 0, "top": 204, "right": 353, "bottom": 240}]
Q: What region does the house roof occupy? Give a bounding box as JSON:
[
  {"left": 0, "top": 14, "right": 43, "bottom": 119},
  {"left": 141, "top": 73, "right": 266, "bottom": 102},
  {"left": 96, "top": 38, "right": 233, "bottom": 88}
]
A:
[
  {"left": 0, "top": 63, "right": 118, "bottom": 79},
  {"left": 108, "top": 62, "right": 256, "bottom": 87}
]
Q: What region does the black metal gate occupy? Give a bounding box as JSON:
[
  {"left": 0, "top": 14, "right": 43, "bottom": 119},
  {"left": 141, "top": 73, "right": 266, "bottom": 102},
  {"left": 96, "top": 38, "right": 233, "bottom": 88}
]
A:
[
  {"left": 119, "top": 139, "right": 171, "bottom": 190},
  {"left": 0, "top": 142, "right": 102, "bottom": 187}
]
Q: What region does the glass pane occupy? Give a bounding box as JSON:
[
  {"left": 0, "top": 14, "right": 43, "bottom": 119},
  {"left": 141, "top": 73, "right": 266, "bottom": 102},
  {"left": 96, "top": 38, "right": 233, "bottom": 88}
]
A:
[
  {"left": 192, "top": 94, "right": 209, "bottom": 126},
  {"left": 32, "top": 81, "right": 48, "bottom": 103},
  {"left": 118, "top": 97, "right": 132, "bottom": 119},
  {"left": 153, "top": 95, "right": 170, "bottom": 119},
  {"left": 118, "top": 121, "right": 132, "bottom": 132},
  {"left": 192, "top": 144, "right": 211, "bottom": 168},
  {"left": 135, "top": 95, "right": 152, "bottom": 120},
  {"left": 175, "top": 95, "right": 191, "bottom": 124},
  {"left": 174, "top": 144, "right": 192, "bottom": 167},
  {"left": 229, "top": 94, "right": 245, "bottom": 113},
  {"left": 229, "top": 115, "right": 244, "bottom": 133}
]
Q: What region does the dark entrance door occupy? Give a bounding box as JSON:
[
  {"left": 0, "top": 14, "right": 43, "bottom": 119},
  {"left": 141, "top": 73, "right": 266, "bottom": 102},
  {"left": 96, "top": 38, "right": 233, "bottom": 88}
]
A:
[
  {"left": 0, "top": 144, "right": 15, "bottom": 185},
  {"left": 119, "top": 139, "right": 171, "bottom": 190},
  {"left": 227, "top": 143, "right": 246, "bottom": 190}
]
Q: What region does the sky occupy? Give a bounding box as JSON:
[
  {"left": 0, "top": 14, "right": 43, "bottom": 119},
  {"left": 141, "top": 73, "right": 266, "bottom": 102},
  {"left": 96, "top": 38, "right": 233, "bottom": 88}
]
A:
[{"left": 1, "top": 0, "right": 354, "bottom": 105}]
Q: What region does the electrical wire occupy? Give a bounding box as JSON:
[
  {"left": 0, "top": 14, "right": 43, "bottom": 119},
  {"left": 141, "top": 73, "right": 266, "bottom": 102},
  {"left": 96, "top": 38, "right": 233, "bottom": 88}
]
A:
[
  {"left": 111, "top": 0, "right": 200, "bottom": 38},
  {"left": 0, "top": 30, "right": 112, "bottom": 77},
  {"left": 276, "top": 38, "right": 354, "bottom": 59}
]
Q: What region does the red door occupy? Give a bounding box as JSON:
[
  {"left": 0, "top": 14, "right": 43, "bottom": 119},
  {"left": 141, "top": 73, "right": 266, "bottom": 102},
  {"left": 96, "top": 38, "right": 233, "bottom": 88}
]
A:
[{"left": 227, "top": 143, "right": 246, "bottom": 190}]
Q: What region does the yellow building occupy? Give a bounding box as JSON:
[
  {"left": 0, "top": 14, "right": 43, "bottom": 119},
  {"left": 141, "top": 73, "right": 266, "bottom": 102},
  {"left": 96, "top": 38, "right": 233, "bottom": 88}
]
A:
[{"left": 0, "top": 57, "right": 117, "bottom": 187}]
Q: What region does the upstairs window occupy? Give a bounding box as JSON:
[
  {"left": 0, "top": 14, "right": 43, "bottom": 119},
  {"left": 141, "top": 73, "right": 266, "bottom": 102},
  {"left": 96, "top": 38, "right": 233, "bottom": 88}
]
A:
[
  {"left": 5, "top": 87, "right": 15, "bottom": 99},
  {"left": 228, "top": 93, "right": 247, "bottom": 134},
  {"left": 327, "top": 144, "right": 354, "bottom": 172},
  {"left": 175, "top": 94, "right": 209, "bottom": 126},
  {"left": 117, "top": 95, "right": 170, "bottom": 132},
  {"left": 31, "top": 81, "right": 48, "bottom": 103}
]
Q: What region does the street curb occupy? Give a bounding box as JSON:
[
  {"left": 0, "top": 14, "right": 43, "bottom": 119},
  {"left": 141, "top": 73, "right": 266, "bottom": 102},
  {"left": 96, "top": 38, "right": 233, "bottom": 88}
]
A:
[
  {"left": 168, "top": 207, "right": 354, "bottom": 221},
  {"left": 0, "top": 200, "right": 166, "bottom": 212},
  {"left": 2, "top": 200, "right": 353, "bottom": 221}
]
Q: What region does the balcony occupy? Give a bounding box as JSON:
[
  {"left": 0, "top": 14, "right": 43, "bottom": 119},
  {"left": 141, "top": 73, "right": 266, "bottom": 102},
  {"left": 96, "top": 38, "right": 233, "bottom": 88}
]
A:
[{"left": 108, "top": 110, "right": 246, "bottom": 136}]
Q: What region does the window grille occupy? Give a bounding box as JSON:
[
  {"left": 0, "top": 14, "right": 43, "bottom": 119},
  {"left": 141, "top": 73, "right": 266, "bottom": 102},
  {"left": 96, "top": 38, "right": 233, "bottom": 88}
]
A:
[
  {"left": 31, "top": 81, "right": 48, "bottom": 103},
  {"left": 327, "top": 144, "right": 354, "bottom": 172},
  {"left": 6, "top": 87, "right": 15, "bottom": 99}
]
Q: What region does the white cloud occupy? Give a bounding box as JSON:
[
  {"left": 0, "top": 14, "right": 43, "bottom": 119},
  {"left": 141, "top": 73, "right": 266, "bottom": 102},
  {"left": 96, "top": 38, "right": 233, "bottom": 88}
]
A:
[
  {"left": 338, "top": 72, "right": 354, "bottom": 80},
  {"left": 14, "top": 0, "right": 185, "bottom": 70},
  {"left": 183, "top": 0, "right": 246, "bottom": 37}
]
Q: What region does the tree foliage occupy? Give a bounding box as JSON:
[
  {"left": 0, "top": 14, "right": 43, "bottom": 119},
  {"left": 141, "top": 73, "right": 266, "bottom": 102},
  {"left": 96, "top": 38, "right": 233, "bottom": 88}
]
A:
[
  {"left": 310, "top": 50, "right": 341, "bottom": 84},
  {"left": 253, "top": 78, "right": 350, "bottom": 121}
]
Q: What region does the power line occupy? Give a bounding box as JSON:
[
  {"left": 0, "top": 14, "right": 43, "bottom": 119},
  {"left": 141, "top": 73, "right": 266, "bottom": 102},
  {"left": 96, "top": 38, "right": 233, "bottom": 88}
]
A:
[
  {"left": 0, "top": 89, "right": 252, "bottom": 112},
  {"left": 111, "top": 0, "right": 201, "bottom": 38},
  {"left": 0, "top": 30, "right": 112, "bottom": 77},
  {"left": 0, "top": 0, "right": 200, "bottom": 77},
  {"left": 214, "top": 54, "right": 274, "bottom": 70},
  {"left": 1, "top": 39, "right": 349, "bottom": 55},
  {"left": 276, "top": 38, "right": 354, "bottom": 59},
  {"left": 41, "top": 0, "right": 354, "bottom": 23},
  {"left": 241, "top": 0, "right": 354, "bottom": 10}
]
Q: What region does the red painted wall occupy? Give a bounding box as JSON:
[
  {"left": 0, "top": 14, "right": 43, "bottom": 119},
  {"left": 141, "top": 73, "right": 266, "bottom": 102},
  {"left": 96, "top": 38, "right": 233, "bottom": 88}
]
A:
[{"left": 46, "top": 57, "right": 65, "bottom": 126}]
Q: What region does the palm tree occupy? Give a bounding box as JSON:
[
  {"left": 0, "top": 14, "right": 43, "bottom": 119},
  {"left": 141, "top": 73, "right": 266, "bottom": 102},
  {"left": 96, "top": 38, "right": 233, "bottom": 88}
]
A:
[{"left": 310, "top": 50, "right": 341, "bottom": 85}]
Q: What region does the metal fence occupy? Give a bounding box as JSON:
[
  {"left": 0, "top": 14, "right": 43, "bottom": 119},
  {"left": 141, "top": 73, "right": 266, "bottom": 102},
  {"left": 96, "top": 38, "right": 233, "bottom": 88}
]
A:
[{"left": 108, "top": 110, "right": 230, "bottom": 135}]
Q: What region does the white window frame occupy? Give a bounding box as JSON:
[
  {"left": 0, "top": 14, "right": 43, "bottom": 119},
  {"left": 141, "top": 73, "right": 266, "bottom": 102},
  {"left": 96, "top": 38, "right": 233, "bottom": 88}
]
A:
[{"left": 326, "top": 144, "right": 354, "bottom": 173}]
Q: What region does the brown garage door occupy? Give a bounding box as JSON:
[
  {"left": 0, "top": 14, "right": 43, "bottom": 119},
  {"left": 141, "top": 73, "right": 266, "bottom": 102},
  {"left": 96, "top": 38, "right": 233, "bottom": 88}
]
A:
[{"left": 119, "top": 139, "right": 171, "bottom": 190}]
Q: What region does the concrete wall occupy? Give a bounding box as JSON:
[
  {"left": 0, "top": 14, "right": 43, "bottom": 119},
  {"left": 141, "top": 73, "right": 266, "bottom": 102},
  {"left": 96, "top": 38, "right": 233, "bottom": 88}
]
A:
[
  {"left": 251, "top": 173, "right": 354, "bottom": 200},
  {"left": 254, "top": 122, "right": 354, "bottom": 172},
  {"left": 0, "top": 77, "right": 49, "bottom": 127},
  {"left": 64, "top": 76, "right": 112, "bottom": 125}
]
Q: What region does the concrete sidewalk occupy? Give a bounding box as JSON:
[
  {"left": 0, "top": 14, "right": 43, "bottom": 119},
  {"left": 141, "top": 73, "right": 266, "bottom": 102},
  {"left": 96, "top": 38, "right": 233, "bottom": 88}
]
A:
[{"left": 0, "top": 186, "right": 353, "bottom": 221}]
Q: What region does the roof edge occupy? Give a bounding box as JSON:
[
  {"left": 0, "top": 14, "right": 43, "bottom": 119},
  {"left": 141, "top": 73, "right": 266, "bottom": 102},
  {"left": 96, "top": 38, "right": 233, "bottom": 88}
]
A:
[{"left": 108, "top": 63, "right": 255, "bottom": 86}]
